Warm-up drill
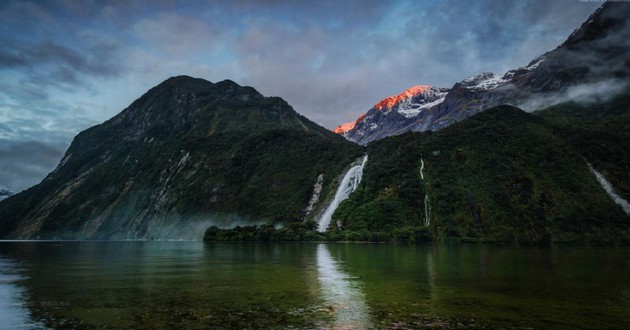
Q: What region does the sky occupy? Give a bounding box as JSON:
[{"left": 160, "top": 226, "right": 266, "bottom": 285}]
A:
[{"left": 0, "top": 0, "right": 601, "bottom": 193}]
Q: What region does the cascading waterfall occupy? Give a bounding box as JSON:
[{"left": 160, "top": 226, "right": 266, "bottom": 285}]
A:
[
  {"left": 317, "top": 155, "right": 368, "bottom": 232},
  {"left": 587, "top": 162, "right": 630, "bottom": 215},
  {"left": 424, "top": 194, "right": 431, "bottom": 227},
  {"left": 420, "top": 156, "right": 430, "bottom": 226},
  {"left": 420, "top": 157, "right": 425, "bottom": 180}
]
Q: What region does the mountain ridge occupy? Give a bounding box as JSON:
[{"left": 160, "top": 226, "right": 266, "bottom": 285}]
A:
[
  {"left": 0, "top": 76, "right": 363, "bottom": 239},
  {"left": 336, "top": 1, "right": 630, "bottom": 145}
]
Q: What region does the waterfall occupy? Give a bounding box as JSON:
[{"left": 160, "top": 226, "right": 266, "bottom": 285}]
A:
[
  {"left": 317, "top": 155, "right": 368, "bottom": 232},
  {"left": 424, "top": 194, "right": 431, "bottom": 226},
  {"left": 420, "top": 156, "right": 430, "bottom": 226},
  {"left": 587, "top": 163, "right": 630, "bottom": 215},
  {"left": 420, "top": 157, "right": 425, "bottom": 180}
]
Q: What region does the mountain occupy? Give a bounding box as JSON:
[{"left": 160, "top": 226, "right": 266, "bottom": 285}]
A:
[
  {"left": 334, "top": 86, "right": 449, "bottom": 145},
  {"left": 0, "top": 76, "right": 363, "bottom": 239},
  {"left": 0, "top": 188, "right": 13, "bottom": 201},
  {"left": 535, "top": 92, "right": 630, "bottom": 203},
  {"left": 332, "top": 104, "right": 630, "bottom": 243},
  {"left": 338, "top": 2, "right": 630, "bottom": 145}
]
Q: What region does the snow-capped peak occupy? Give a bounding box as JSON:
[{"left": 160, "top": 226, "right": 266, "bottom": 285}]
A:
[
  {"left": 371, "top": 85, "right": 449, "bottom": 118},
  {"left": 373, "top": 85, "right": 433, "bottom": 110},
  {"left": 332, "top": 113, "right": 366, "bottom": 135},
  {"left": 395, "top": 88, "right": 448, "bottom": 118},
  {"left": 460, "top": 72, "right": 509, "bottom": 91}
]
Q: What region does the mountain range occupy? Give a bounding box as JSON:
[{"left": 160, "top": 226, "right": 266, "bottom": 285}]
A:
[
  {"left": 335, "top": 2, "right": 630, "bottom": 145},
  {"left": 0, "top": 2, "right": 628, "bottom": 242}
]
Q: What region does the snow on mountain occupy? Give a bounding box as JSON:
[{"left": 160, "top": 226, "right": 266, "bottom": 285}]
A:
[
  {"left": 392, "top": 87, "right": 449, "bottom": 118},
  {"left": 337, "top": 85, "right": 450, "bottom": 144},
  {"left": 335, "top": 2, "right": 629, "bottom": 145},
  {"left": 333, "top": 113, "right": 366, "bottom": 135},
  {"left": 370, "top": 85, "right": 448, "bottom": 117}
]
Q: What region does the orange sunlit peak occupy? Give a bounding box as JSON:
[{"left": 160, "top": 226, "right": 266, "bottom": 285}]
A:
[
  {"left": 373, "top": 85, "right": 432, "bottom": 110},
  {"left": 332, "top": 113, "right": 367, "bottom": 134}
]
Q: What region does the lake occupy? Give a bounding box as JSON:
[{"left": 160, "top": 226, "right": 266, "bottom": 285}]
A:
[{"left": 0, "top": 241, "right": 629, "bottom": 329}]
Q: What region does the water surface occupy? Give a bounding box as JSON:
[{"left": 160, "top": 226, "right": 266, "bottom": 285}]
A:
[{"left": 0, "top": 241, "right": 628, "bottom": 329}]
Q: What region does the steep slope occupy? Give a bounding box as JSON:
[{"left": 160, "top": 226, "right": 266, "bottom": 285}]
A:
[
  {"left": 0, "top": 76, "right": 363, "bottom": 239},
  {"left": 332, "top": 105, "right": 629, "bottom": 243},
  {"left": 339, "top": 2, "right": 630, "bottom": 145},
  {"left": 535, "top": 93, "right": 630, "bottom": 202}
]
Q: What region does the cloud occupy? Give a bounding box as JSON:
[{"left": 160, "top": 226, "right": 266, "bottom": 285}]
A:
[
  {"left": 0, "top": 139, "right": 67, "bottom": 192},
  {"left": 133, "top": 13, "right": 224, "bottom": 57},
  {"left": 229, "top": 0, "right": 601, "bottom": 128},
  {"left": 0, "top": 38, "right": 124, "bottom": 87},
  {"left": 516, "top": 79, "right": 629, "bottom": 112},
  {"left": 0, "top": 0, "right": 606, "bottom": 191}
]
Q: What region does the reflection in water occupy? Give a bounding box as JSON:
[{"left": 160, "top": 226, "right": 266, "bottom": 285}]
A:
[
  {"left": 0, "top": 257, "right": 42, "bottom": 329},
  {"left": 0, "top": 242, "right": 629, "bottom": 329},
  {"left": 316, "top": 244, "right": 371, "bottom": 329},
  {"left": 427, "top": 248, "right": 437, "bottom": 308}
]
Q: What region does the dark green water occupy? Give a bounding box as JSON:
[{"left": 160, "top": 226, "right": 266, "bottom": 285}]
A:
[{"left": 0, "top": 241, "right": 629, "bottom": 329}]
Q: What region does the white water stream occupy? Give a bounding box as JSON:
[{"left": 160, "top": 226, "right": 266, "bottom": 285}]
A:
[
  {"left": 420, "top": 156, "right": 430, "bottom": 226},
  {"left": 420, "top": 157, "right": 425, "bottom": 180},
  {"left": 317, "top": 155, "right": 368, "bottom": 232},
  {"left": 587, "top": 163, "right": 630, "bottom": 215}
]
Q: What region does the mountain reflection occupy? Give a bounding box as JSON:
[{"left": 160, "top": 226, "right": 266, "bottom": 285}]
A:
[
  {"left": 316, "top": 243, "right": 371, "bottom": 329},
  {"left": 0, "top": 256, "right": 42, "bottom": 329}
]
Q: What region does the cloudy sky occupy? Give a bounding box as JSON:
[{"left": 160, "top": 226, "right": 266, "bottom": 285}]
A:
[{"left": 0, "top": 0, "right": 601, "bottom": 192}]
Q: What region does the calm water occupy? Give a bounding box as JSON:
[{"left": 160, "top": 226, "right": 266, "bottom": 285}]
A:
[{"left": 0, "top": 241, "right": 629, "bottom": 329}]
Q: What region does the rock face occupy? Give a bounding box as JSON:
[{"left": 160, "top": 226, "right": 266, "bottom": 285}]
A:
[
  {"left": 338, "top": 2, "right": 630, "bottom": 145},
  {"left": 0, "top": 76, "right": 362, "bottom": 239}
]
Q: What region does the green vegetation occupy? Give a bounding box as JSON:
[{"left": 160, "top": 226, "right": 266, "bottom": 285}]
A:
[
  {"left": 535, "top": 93, "right": 630, "bottom": 201},
  {"left": 333, "top": 105, "right": 630, "bottom": 244},
  {"left": 202, "top": 222, "right": 432, "bottom": 242}
]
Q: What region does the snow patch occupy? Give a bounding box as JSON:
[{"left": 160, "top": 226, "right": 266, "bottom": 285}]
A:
[
  {"left": 526, "top": 57, "right": 545, "bottom": 71},
  {"left": 461, "top": 72, "right": 509, "bottom": 91}
]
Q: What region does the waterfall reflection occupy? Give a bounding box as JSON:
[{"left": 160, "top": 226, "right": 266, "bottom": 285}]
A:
[{"left": 316, "top": 244, "right": 371, "bottom": 329}]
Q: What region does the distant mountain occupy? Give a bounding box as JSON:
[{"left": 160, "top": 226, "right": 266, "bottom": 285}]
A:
[
  {"left": 334, "top": 86, "right": 449, "bottom": 145},
  {"left": 333, "top": 104, "right": 630, "bottom": 243},
  {"left": 338, "top": 2, "right": 630, "bottom": 145},
  {"left": 0, "top": 76, "right": 362, "bottom": 239},
  {"left": 0, "top": 188, "right": 13, "bottom": 201}
]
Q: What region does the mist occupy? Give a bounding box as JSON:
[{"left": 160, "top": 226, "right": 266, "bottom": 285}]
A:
[{"left": 515, "top": 78, "right": 628, "bottom": 112}]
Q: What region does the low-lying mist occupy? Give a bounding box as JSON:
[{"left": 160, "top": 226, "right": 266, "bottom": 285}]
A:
[{"left": 516, "top": 78, "right": 628, "bottom": 112}]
